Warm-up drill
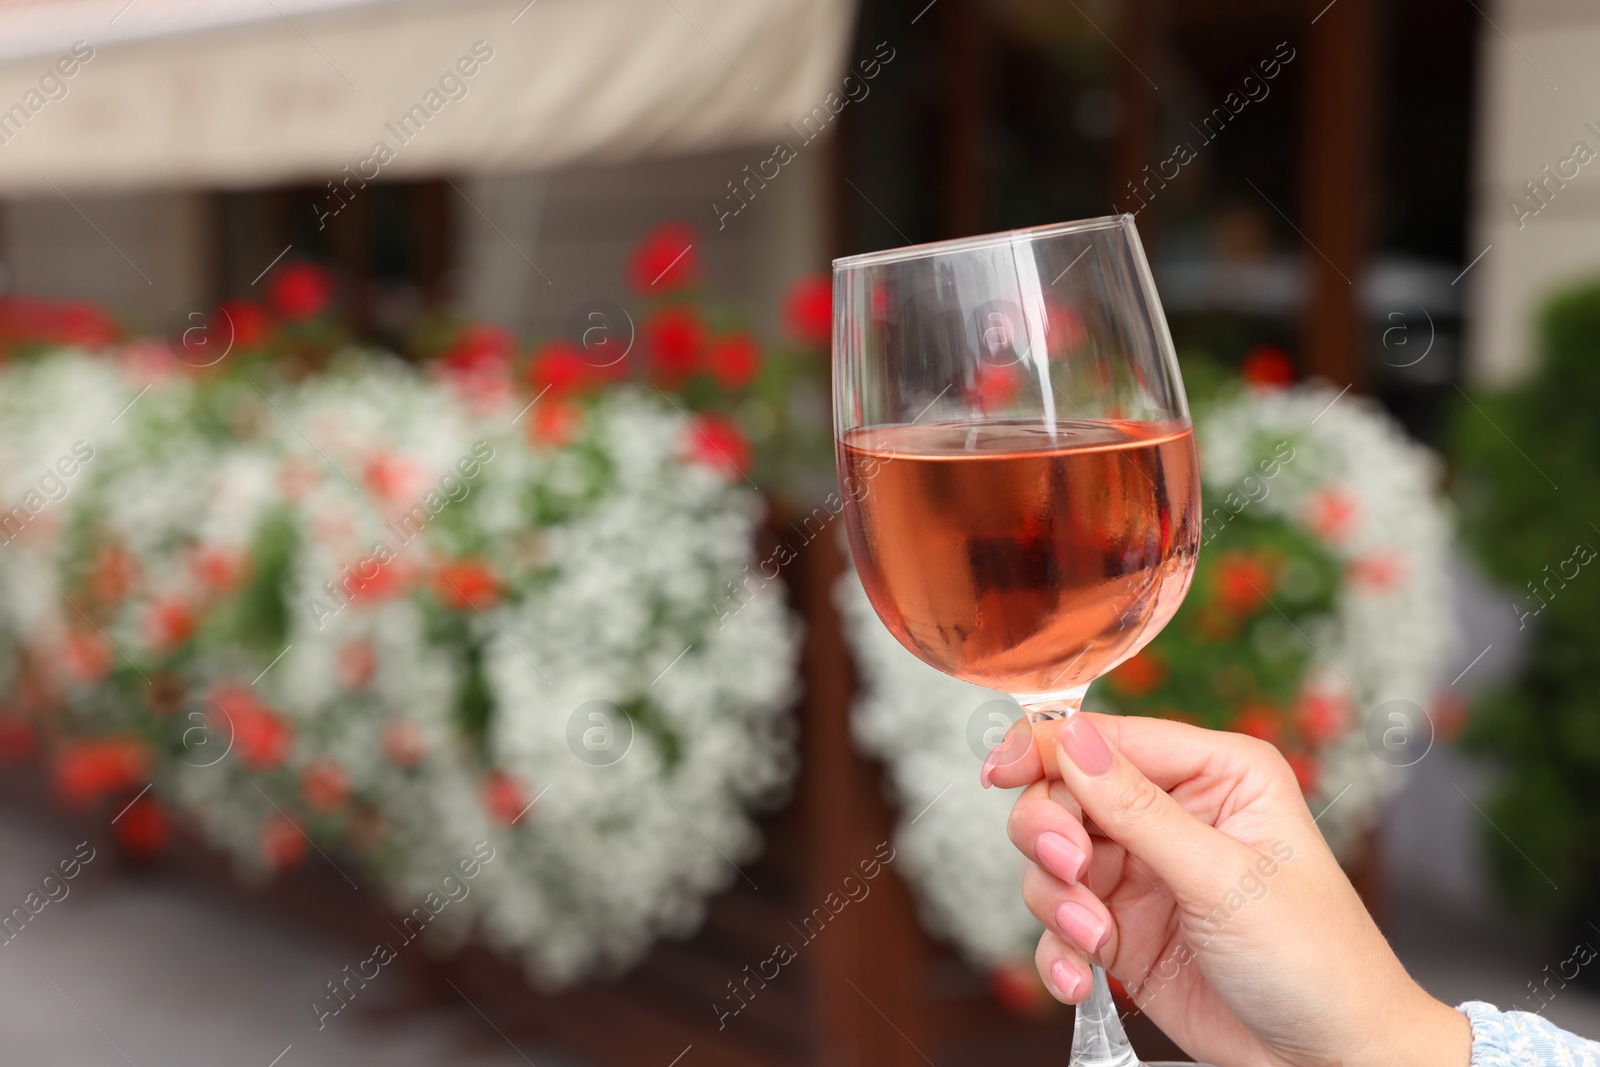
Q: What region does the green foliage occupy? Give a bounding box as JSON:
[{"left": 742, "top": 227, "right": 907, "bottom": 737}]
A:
[
  {"left": 454, "top": 635, "right": 494, "bottom": 753},
  {"left": 1453, "top": 277, "right": 1600, "bottom": 921},
  {"left": 228, "top": 509, "right": 298, "bottom": 654}
]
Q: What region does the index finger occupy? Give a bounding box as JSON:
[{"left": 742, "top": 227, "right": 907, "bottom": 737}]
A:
[
  {"left": 984, "top": 712, "right": 1250, "bottom": 792},
  {"left": 980, "top": 717, "right": 1057, "bottom": 787}
]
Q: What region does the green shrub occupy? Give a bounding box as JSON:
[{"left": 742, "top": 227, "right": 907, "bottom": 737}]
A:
[{"left": 1454, "top": 278, "right": 1600, "bottom": 922}]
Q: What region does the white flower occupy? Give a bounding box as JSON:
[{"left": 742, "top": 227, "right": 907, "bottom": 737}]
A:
[{"left": 0, "top": 352, "right": 801, "bottom": 989}]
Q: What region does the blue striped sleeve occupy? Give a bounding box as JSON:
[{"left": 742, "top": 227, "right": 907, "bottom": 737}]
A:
[{"left": 1460, "top": 1001, "right": 1600, "bottom": 1065}]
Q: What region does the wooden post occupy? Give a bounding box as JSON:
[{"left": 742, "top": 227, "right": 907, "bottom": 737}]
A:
[
  {"left": 797, "top": 531, "right": 934, "bottom": 1067},
  {"left": 938, "top": 0, "right": 989, "bottom": 238},
  {"left": 200, "top": 192, "right": 228, "bottom": 307},
  {"left": 325, "top": 183, "right": 372, "bottom": 337},
  {"left": 411, "top": 179, "right": 452, "bottom": 308},
  {"left": 1299, "top": 0, "right": 1378, "bottom": 388},
  {"left": 1109, "top": 0, "right": 1162, "bottom": 234}
]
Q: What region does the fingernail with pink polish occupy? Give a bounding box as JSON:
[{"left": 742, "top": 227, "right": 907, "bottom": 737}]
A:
[
  {"left": 980, "top": 744, "right": 1002, "bottom": 789},
  {"left": 1051, "top": 960, "right": 1085, "bottom": 1002},
  {"left": 1035, "top": 831, "right": 1086, "bottom": 883},
  {"left": 1060, "top": 715, "right": 1113, "bottom": 776},
  {"left": 980, "top": 720, "right": 1027, "bottom": 788},
  {"left": 1056, "top": 900, "right": 1108, "bottom": 953}
]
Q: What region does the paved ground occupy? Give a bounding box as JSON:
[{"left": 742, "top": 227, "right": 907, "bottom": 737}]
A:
[
  {"left": 1, "top": 792, "right": 1597, "bottom": 1065},
  {"left": 0, "top": 806, "right": 585, "bottom": 1067}
]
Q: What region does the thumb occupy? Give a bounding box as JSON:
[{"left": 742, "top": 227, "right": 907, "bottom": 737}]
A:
[{"left": 1052, "top": 714, "right": 1243, "bottom": 902}]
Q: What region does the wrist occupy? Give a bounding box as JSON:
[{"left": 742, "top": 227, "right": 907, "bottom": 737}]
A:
[{"left": 1351, "top": 984, "right": 1471, "bottom": 1067}]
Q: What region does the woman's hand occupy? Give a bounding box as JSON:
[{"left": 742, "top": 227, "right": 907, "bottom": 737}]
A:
[{"left": 984, "top": 712, "right": 1471, "bottom": 1067}]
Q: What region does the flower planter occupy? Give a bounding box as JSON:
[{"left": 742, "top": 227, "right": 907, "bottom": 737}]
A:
[{"left": 0, "top": 524, "right": 1389, "bottom": 1066}]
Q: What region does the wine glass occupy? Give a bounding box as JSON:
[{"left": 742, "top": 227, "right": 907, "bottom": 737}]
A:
[{"left": 833, "top": 215, "right": 1202, "bottom": 1067}]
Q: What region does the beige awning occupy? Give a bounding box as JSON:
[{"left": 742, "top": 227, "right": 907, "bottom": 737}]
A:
[{"left": 0, "top": 0, "right": 856, "bottom": 193}]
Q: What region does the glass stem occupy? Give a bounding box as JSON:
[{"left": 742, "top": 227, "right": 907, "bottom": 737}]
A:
[
  {"left": 1019, "top": 683, "right": 1088, "bottom": 722},
  {"left": 1069, "top": 967, "right": 1140, "bottom": 1067},
  {"left": 1020, "top": 685, "right": 1142, "bottom": 1067}
]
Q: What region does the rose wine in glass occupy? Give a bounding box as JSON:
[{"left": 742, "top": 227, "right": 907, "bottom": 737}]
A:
[
  {"left": 840, "top": 419, "right": 1198, "bottom": 697},
  {"left": 834, "top": 216, "right": 1202, "bottom": 1067}
]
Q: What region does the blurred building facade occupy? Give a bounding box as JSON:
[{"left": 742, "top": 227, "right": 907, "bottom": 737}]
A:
[
  {"left": 0, "top": 0, "right": 846, "bottom": 344},
  {"left": 1467, "top": 0, "right": 1600, "bottom": 384}
]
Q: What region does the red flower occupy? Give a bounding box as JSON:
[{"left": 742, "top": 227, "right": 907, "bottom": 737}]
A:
[
  {"left": 434, "top": 559, "right": 500, "bottom": 611},
  {"left": 336, "top": 556, "right": 407, "bottom": 604},
  {"left": 684, "top": 414, "right": 751, "bottom": 477},
  {"left": 783, "top": 276, "right": 831, "bottom": 345},
  {"left": 268, "top": 262, "right": 334, "bottom": 321},
  {"left": 364, "top": 562, "right": 412, "bottom": 603},
  {"left": 121, "top": 338, "right": 180, "bottom": 386},
  {"left": 337, "top": 640, "right": 376, "bottom": 689},
  {"left": 1107, "top": 650, "right": 1167, "bottom": 698},
  {"left": 1307, "top": 488, "right": 1358, "bottom": 542},
  {"left": 483, "top": 770, "right": 531, "bottom": 824},
  {"left": 441, "top": 324, "right": 517, "bottom": 407},
  {"left": 443, "top": 324, "right": 516, "bottom": 377},
  {"left": 57, "top": 301, "right": 119, "bottom": 348},
  {"left": 212, "top": 684, "right": 293, "bottom": 771},
  {"left": 382, "top": 719, "right": 426, "bottom": 769},
  {"left": 1241, "top": 344, "right": 1295, "bottom": 389},
  {"left": 706, "top": 333, "right": 761, "bottom": 389},
  {"left": 234, "top": 711, "right": 293, "bottom": 771},
  {"left": 53, "top": 738, "right": 152, "bottom": 809},
  {"left": 0, "top": 713, "right": 34, "bottom": 762},
  {"left": 1230, "top": 706, "right": 1282, "bottom": 745},
  {"left": 192, "top": 547, "right": 250, "bottom": 593},
  {"left": 61, "top": 632, "right": 112, "bottom": 683},
  {"left": 1347, "top": 553, "right": 1402, "bottom": 591},
  {"left": 869, "top": 282, "right": 889, "bottom": 322},
  {"left": 145, "top": 598, "right": 196, "bottom": 652},
  {"left": 363, "top": 454, "right": 420, "bottom": 504},
  {"left": 1296, "top": 689, "right": 1351, "bottom": 746},
  {"left": 642, "top": 306, "right": 707, "bottom": 382},
  {"left": 528, "top": 399, "right": 582, "bottom": 447},
  {"left": 1285, "top": 751, "right": 1319, "bottom": 795},
  {"left": 528, "top": 340, "right": 596, "bottom": 397},
  {"left": 218, "top": 299, "right": 272, "bottom": 350},
  {"left": 261, "top": 815, "right": 308, "bottom": 872},
  {"left": 301, "top": 758, "right": 350, "bottom": 813},
  {"left": 629, "top": 221, "right": 699, "bottom": 292},
  {"left": 1212, "top": 552, "right": 1274, "bottom": 616},
  {"left": 990, "top": 959, "right": 1053, "bottom": 1018},
  {"left": 0, "top": 297, "right": 25, "bottom": 344},
  {"left": 973, "top": 364, "right": 1020, "bottom": 412},
  {"left": 113, "top": 794, "right": 171, "bottom": 857}
]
